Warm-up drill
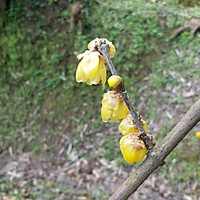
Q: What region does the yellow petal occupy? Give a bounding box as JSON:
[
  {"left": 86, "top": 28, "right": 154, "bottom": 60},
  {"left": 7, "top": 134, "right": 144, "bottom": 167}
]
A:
[
  {"left": 89, "top": 65, "right": 101, "bottom": 85},
  {"left": 119, "top": 117, "right": 133, "bottom": 135},
  {"left": 108, "top": 43, "right": 116, "bottom": 58},
  {"left": 101, "top": 103, "right": 112, "bottom": 122},
  {"left": 119, "top": 114, "right": 147, "bottom": 135},
  {"left": 77, "top": 50, "right": 90, "bottom": 60},
  {"left": 82, "top": 52, "right": 100, "bottom": 79},
  {"left": 76, "top": 60, "right": 86, "bottom": 83},
  {"left": 88, "top": 38, "right": 99, "bottom": 50},
  {"left": 111, "top": 95, "right": 120, "bottom": 121},
  {"left": 142, "top": 119, "right": 147, "bottom": 132},
  {"left": 130, "top": 119, "right": 147, "bottom": 133},
  {"left": 105, "top": 94, "right": 118, "bottom": 110},
  {"left": 112, "top": 100, "right": 128, "bottom": 121},
  {"left": 108, "top": 75, "right": 122, "bottom": 89},
  {"left": 102, "top": 91, "right": 112, "bottom": 102},
  {"left": 86, "top": 79, "right": 92, "bottom": 85},
  {"left": 120, "top": 134, "right": 147, "bottom": 164},
  {"left": 99, "top": 59, "right": 106, "bottom": 87},
  {"left": 101, "top": 91, "right": 119, "bottom": 122}
]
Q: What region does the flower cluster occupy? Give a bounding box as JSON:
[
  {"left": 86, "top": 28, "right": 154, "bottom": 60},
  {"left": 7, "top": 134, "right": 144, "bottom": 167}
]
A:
[
  {"left": 75, "top": 38, "right": 148, "bottom": 164},
  {"left": 102, "top": 75, "right": 148, "bottom": 163}
]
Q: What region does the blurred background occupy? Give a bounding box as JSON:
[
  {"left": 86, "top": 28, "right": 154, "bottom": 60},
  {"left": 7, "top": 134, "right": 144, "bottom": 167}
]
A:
[{"left": 0, "top": 0, "right": 200, "bottom": 199}]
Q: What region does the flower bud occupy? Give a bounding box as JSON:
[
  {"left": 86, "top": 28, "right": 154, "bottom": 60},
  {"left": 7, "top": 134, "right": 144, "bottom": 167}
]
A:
[
  {"left": 120, "top": 133, "right": 147, "bottom": 163},
  {"left": 108, "top": 43, "right": 116, "bottom": 58},
  {"left": 195, "top": 131, "right": 200, "bottom": 138},
  {"left": 101, "top": 91, "right": 128, "bottom": 122},
  {"left": 108, "top": 75, "right": 122, "bottom": 90},
  {"left": 119, "top": 113, "right": 147, "bottom": 135}
]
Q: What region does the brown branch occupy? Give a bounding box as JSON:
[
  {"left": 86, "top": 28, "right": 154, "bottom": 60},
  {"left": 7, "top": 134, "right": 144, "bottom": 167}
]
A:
[{"left": 109, "top": 98, "right": 200, "bottom": 200}]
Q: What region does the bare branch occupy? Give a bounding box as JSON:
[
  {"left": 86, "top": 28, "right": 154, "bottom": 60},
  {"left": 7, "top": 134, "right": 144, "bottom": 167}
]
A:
[
  {"left": 109, "top": 98, "right": 200, "bottom": 200},
  {"left": 97, "top": 41, "right": 200, "bottom": 199}
]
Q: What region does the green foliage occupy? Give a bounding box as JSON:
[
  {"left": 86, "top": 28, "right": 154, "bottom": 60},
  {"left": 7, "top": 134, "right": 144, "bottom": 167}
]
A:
[
  {"left": 87, "top": 0, "right": 164, "bottom": 70},
  {"left": 176, "top": 0, "right": 200, "bottom": 7},
  {"left": 102, "top": 138, "right": 120, "bottom": 161},
  {"left": 0, "top": 2, "right": 76, "bottom": 153}
]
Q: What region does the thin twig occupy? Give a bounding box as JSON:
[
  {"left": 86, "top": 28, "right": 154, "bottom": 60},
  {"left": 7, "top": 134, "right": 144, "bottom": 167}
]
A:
[
  {"left": 109, "top": 98, "right": 200, "bottom": 200},
  {"left": 99, "top": 44, "right": 118, "bottom": 75}
]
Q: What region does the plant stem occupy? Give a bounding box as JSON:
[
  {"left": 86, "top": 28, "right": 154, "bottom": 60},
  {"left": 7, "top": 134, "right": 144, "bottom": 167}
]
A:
[
  {"left": 99, "top": 44, "right": 118, "bottom": 75},
  {"left": 109, "top": 98, "right": 200, "bottom": 200}
]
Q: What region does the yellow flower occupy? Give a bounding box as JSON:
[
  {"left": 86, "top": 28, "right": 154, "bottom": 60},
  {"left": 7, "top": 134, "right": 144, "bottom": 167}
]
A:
[
  {"left": 108, "top": 75, "right": 122, "bottom": 90},
  {"left": 101, "top": 91, "right": 128, "bottom": 122},
  {"left": 76, "top": 51, "right": 106, "bottom": 86},
  {"left": 195, "top": 131, "right": 200, "bottom": 138},
  {"left": 120, "top": 133, "right": 147, "bottom": 164},
  {"left": 119, "top": 113, "right": 147, "bottom": 135},
  {"left": 76, "top": 38, "right": 116, "bottom": 86},
  {"left": 88, "top": 38, "right": 116, "bottom": 58}
]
